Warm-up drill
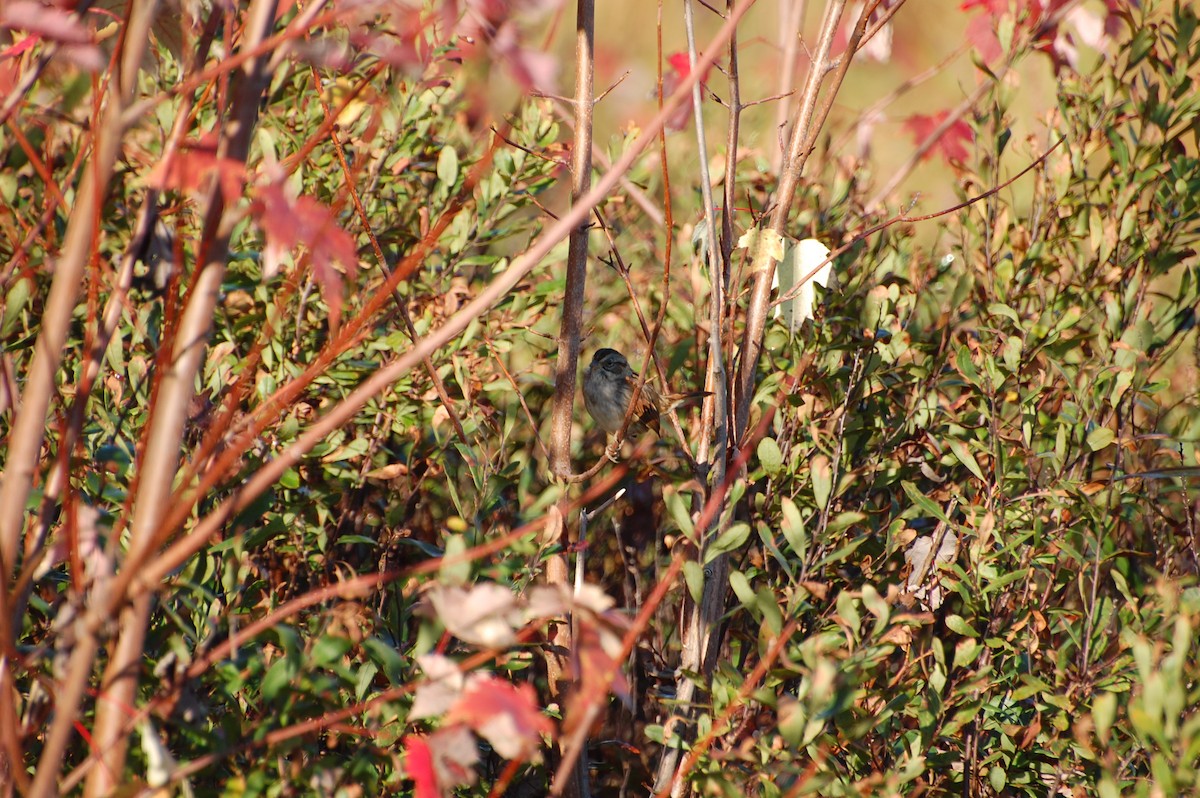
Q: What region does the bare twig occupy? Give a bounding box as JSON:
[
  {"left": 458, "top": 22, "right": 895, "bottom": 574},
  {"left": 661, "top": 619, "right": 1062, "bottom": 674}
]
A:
[
  {"left": 549, "top": 0, "right": 597, "bottom": 482},
  {"left": 548, "top": 5, "right": 597, "bottom": 792}
]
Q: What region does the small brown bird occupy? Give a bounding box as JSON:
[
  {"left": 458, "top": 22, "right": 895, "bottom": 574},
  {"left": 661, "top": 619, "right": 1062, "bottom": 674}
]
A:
[{"left": 582, "top": 348, "right": 708, "bottom": 436}]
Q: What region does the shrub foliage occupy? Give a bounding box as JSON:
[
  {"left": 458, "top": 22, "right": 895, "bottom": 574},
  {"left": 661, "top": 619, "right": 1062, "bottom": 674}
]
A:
[{"left": 1, "top": 0, "right": 1199, "bottom": 796}]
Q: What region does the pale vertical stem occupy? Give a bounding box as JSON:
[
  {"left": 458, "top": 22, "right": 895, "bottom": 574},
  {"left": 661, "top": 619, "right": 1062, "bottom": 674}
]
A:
[
  {"left": 83, "top": 1, "right": 279, "bottom": 792},
  {"left": 548, "top": 2, "right": 594, "bottom": 796},
  {"left": 693, "top": 0, "right": 729, "bottom": 473},
  {"left": 656, "top": 3, "right": 735, "bottom": 793},
  {"left": 549, "top": 0, "right": 596, "bottom": 479}
]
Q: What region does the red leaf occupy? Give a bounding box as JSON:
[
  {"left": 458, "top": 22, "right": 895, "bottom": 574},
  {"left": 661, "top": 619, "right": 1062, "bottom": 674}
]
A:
[
  {"left": 146, "top": 137, "right": 246, "bottom": 202},
  {"left": 1, "top": 34, "right": 40, "bottom": 59},
  {"left": 661, "top": 51, "right": 714, "bottom": 132},
  {"left": 1, "top": 1, "right": 92, "bottom": 44},
  {"left": 903, "top": 111, "right": 974, "bottom": 164},
  {"left": 666, "top": 50, "right": 715, "bottom": 87},
  {"left": 563, "top": 620, "right": 630, "bottom": 736},
  {"left": 252, "top": 180, "right": 358, "bottom": 332},
  {"left": 963, "top": 12, "right": 1003, "bottom": 62},
  {"left": 404, "top": 728, "right": 480, "bottom": 797},
  {"left": 446, "top": 676, "right": 553, "bottom": 761},
  {"left": 403, "top": 735, "right": 440, "bottom": 798}
]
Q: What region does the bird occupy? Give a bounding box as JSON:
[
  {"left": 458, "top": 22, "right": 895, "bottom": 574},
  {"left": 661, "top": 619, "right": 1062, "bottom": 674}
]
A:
[{"left": 582, "top": 348, "right": 708, "bottom": 437}]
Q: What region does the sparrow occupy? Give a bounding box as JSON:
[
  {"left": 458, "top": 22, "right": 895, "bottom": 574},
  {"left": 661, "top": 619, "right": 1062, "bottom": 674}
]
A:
[{"left": 582, "top": 348, "right": 707, "bottom": 437}]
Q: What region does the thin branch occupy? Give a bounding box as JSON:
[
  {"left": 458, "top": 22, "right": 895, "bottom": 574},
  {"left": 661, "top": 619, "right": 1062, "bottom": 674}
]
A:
[
  {"left": 739, "top": 88, "right": 796, "bottom": 109},
  {"left": 549, "top": 0, "right": 597, "bottom": 481},
  {"left": 593, "top": 70, "right": 630, "bottom": 105}
]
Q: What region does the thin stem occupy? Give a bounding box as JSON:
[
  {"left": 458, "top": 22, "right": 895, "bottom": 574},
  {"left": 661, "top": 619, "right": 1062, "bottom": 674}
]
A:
[{"left": 549, "top": 0, "right": 597, "bottom": 480}]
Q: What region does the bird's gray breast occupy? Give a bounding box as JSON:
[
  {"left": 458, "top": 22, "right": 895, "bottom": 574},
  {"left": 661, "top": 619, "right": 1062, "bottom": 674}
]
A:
[{"left": 584, "top": 367, "right": 631, "bottom": 432}]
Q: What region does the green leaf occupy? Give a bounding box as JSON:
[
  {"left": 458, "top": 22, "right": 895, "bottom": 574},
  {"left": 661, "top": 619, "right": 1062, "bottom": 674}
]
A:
[
  {"left": 437, "top": 145, "right": 459, "bottom": 186},
  {"left": 261, "top": 657, "right": 295, "bottom": 702},
  {"left": 956, "top": 345, "right": 981, "bottom": 388},
  {"left": 1, "top": 277, "right": 31, "bottom": 337},
  {"left": 706, "top": 522, "right": 751, "bottom": 563},
  {"left": 778, "top": 697, "right": 806, "bottom": 747},
  {"left": 355, "top": 662, "right": 378, "bottom": 701},
  {"left": 861, "top": 584, "right": 889, "bottom": 623},
  {"left": 363, "top": 638, "right": 407, "bottom": 684},
  {"left": 312, "top": 635, "right": 353, "bottom": 666},
  {"left": 948, "top": 438, "right": 986, "bottom": 483},
  {"left": 902, "top": 482, "right": 953, "bottom": 524},
  {"left": 988, "top": 764, "right": 1007, "bottom": 792},
  {"left": 779, "top": 498, "right": 807, "bottom": 561},
  {"left": 811, "top": 454, "right": 833, "bottom": 508},
  {"left": 945, "top": 615, "right": 976, "bottom": 637},
  {"left": 440, "top": 534, "right": 470, "bottom": 585},
  {"left": 952, "top": 638, "right": 980, "bottom": 669},
  {"left": 758, "top": 437, "right": 783, "bottom": 475},
  {"left": 757, "top": 520, "right": 795, "bottom": 580},
  {"left": 1087, "top": 426, "right": 1115, "bottom": 451},
  {"left": 836, "top": 590, "right": 861, "bottom": 636},
  {"left": 665, "top": 490, "right": 696, "bottom": 540},
  {"left": 756, "top": 587, "right": 783, "bottom": 636},
  {"left": 683, "top": 560, "right": 704, "bottom": 604},
  {"left": 1093, "top": 691, "right": 1117, "bottom": 745},
  {"left": 730, "top": 570, "right": 756, "bottom": 608}
]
